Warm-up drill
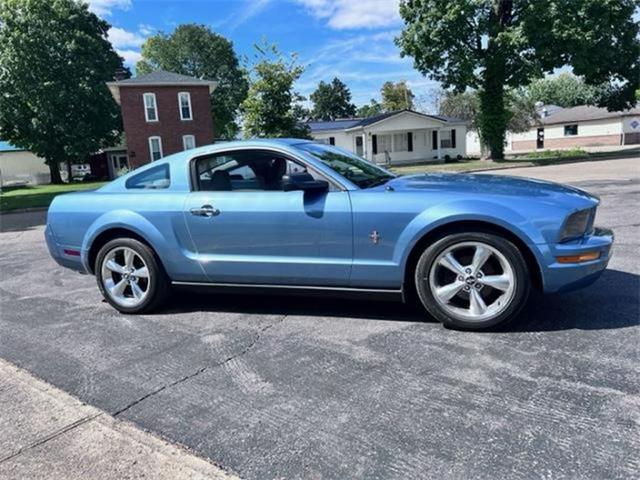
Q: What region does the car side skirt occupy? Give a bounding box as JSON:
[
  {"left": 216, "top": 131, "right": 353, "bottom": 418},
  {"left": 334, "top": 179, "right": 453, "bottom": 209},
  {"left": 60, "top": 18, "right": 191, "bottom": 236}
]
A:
[{"left": 171, "top": 281, "right": 404, "bottom": 302}]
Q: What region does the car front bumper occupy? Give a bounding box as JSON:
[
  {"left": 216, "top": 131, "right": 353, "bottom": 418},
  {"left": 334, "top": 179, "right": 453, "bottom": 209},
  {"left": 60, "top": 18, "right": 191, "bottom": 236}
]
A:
[{"left": 542, "top": 227, "right": 614, "bottom": 293}]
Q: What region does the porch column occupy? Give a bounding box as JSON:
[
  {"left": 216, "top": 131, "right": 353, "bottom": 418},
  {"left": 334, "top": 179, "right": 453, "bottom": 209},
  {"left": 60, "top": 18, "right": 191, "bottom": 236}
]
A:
[
  {"left": 436, "top": 128, "right": 441, "bottom": 160},
  {"left": 363, "top": 131, "right": 368, "bottom": 160}
]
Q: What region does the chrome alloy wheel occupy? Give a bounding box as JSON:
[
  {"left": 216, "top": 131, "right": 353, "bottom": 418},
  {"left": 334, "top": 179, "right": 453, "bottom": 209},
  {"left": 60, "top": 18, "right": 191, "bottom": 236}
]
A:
[
  {"left": 100, "top": 247, "right": 150, "bottom": 308},
  {"left": 428, "top": 241, "right": 516, "bottom": 322}
]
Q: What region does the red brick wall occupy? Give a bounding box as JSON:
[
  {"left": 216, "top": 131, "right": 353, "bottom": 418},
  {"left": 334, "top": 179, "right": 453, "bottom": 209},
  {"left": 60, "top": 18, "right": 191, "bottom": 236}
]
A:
[
  {"left": 119, "top": 85, "right": 214, "bottom": 168},
  {"left": 511, "top": 140, "right": 537, "bottom": 151},
  {"left": 512, "top": 134, "right": 622, "bottom": 151}
]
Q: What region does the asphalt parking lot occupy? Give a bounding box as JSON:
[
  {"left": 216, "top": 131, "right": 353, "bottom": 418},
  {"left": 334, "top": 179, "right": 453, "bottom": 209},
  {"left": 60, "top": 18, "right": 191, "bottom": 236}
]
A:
[{"left": 1, "top": 158, "right": 638, "bottom": 479}]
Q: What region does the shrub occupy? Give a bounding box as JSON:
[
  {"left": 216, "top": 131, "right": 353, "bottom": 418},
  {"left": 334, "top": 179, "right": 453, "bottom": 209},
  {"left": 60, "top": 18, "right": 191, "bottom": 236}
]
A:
[{"left": 524, "top": 148, "right": 588, "bottom": 159}]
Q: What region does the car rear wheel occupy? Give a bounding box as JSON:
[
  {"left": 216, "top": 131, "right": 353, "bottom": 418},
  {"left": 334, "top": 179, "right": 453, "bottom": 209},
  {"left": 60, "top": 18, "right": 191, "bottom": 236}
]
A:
[
  {"left": 414, "top": 232, "right": 530, "bottom": 330},
  {"left": 95, "top": 238, "right": 168, "bottom": 314}
]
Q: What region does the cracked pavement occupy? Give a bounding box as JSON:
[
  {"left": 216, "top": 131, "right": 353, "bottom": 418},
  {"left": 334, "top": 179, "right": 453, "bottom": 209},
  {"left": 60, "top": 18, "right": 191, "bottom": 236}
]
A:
[{"left": 0, "top": 158, "right": 638, "bottom": 479}]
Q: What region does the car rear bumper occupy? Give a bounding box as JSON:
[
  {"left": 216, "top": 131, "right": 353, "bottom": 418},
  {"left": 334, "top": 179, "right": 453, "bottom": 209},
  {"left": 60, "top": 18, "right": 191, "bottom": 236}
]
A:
[
  {"left": 542, "top": 227, "right": 613, "bottom": 293},
  {"left": 45, "top": 225, "right": 88, "bottom": 273}
]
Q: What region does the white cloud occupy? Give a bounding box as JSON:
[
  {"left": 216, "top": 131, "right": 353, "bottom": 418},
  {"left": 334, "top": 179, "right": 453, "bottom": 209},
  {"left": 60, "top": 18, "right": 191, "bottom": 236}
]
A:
[
  {"left": 296, "top": 29, "right": 440, "bottom": 108},
  {"left": 229, "top": 0, "right": 274, "bottom": 29},
  {"left": 86, "top": 0, "right": 132, "bottom": 16},
  {"left": 108, "top": 27, "right": 146, "bottom": 49},
  {"left": 116, "top": 49, "right": 142, "bottom": 66},
  {"left": 138, "top": 24, "right": 156, "bottom": 36},
  {"left": 294, "top": 0, "right": 401, "bottom": 29}
]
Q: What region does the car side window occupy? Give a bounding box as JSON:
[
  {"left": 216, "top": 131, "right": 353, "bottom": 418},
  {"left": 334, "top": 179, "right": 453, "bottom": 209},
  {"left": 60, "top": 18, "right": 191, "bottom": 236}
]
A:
[
  {"left": 195, "top": 150, "right": 329, "bottom": 192},
  {"left": 125, "top": 164, "right": 170, "bottom": 189}
]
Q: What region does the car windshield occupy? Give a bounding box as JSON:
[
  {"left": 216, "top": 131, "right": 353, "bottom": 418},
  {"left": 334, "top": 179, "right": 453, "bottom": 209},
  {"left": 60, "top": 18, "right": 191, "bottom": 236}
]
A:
[{"left": 296, "top": 142, "right": 395, "bottom": 189}]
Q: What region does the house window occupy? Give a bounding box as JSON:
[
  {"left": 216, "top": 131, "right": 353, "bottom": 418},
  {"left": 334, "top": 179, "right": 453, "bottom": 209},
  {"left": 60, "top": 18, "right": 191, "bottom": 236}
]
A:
[
  {"left": 182, "top": 134, "right": 196, "bottom": 151},
  {"left": 178, "top": 92, "right": 193, "bottom": 120},
  {"left": 440, "top": 130, "right": 453, "bottom": 148},
  {"left": 377, "top": 134, "right": 392, "bottom": 153},
  {"left": 329, "top": 137, "right": 335, "bottom": 145},
  {"left": 393, "top": 133, "right": 408, "bottom": 152},
  {"left": 143, "top": 93, "right": 158, "bottom": 122},
  {"left": 564, "top": 124, "right": 578, "bottom": 136},
  {"left": 148, "top": 136, "right": 163, "bottom": 161}
]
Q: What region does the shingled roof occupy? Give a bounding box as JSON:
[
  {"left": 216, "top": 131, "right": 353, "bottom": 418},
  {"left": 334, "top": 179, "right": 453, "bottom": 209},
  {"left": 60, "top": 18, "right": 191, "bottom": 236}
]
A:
[
  {"left": 107, "top": 70, "right": 217, "bottom": 104},
  {"left": 541, "top": 104, "right": 640, "bottom": 126},
  {"left": 307, "top": 109, "right": 465, "bottom": 133},
  {"left": 113, "top": 70, "right": 216, "bottom": 86}
]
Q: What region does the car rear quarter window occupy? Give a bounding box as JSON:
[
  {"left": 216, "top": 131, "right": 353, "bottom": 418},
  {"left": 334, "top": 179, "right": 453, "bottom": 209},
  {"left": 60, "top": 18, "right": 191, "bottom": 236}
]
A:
[{"left": 125, "top": 164, "right": 170, "bottom": 189}]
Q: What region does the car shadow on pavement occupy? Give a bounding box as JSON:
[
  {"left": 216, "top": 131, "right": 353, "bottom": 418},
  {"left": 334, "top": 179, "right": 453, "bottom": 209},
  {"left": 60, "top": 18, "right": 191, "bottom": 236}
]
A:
[
  {"left": 166, "top": 288, "right": 428, "bottom": 323},
  {"left": 163, "top": 269, "right": 638, "bottom": 332},
  {"left": 512, "top": 269, "right": 639, "bottom": 333}
]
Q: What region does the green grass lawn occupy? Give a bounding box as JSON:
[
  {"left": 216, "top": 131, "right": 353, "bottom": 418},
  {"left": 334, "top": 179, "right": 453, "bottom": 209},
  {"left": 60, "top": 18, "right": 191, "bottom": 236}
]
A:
[
  {"left": 391, "top": 147, "right": 640, "bottom": 176},
  {"left": 0, "top": 182, "right": 107, "bottom": 212}
]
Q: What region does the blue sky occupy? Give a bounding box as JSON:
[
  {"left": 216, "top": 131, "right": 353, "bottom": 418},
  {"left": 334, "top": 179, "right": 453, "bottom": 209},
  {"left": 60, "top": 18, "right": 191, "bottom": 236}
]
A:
[
  {"left": 90, "top": 0, "right": 438, "bottom": 109},
  {"left": 91, "top": 1, "right": 640, "bottom": 112}
]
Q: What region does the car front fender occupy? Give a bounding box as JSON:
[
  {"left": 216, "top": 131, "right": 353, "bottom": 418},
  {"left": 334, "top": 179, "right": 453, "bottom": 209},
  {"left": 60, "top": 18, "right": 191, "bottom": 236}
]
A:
[{"left": 394, "top": 199, "right": 549, "bottom": 274}]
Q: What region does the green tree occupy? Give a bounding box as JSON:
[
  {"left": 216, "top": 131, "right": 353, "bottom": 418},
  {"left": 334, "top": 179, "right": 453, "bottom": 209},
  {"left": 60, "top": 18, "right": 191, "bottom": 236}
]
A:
[
  {"left": 381, "top": 81, "right": 415, "bottom": 111},
  {"left": 397, "top": 0, "right": 640, "bottom": 159},
  {"left": 310, "top": 77, "right": 356, "bottom": 120},
  {"left": 526, "top": 73, "right": 600, "bottom": 107},
  {"left": 0, "top": 0, "right": 122, "bottom": 184},
  {"left": 137, "top": 24, "right": 248, "bottom": 139},
  {"left": 356, "top": 99, "right": 384, "bottom": 117},
  {"left": 241, "top": 42, "right": 310, "bottom": 139},
  {"left": 440, "top": 90, "right": 536, "bottom": 137}
]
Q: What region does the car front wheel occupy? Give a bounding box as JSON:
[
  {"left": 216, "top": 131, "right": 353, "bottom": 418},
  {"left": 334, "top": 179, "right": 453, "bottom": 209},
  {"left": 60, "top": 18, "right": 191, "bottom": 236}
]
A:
[
  {"left": 95, "top": 238, "right": 169, "bottom": 314},
  {"left": 415, "top": 232, "right": 530, "bottom": 330}
]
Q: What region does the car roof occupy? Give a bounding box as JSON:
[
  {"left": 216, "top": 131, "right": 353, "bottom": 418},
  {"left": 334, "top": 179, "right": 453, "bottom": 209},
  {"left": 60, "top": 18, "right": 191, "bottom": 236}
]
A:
[
  {"left": 160, "top": 138, "right": 313, "bottom": 165},
  {"left": 100, "top": 138, "right": 359, "bottom": 192}
]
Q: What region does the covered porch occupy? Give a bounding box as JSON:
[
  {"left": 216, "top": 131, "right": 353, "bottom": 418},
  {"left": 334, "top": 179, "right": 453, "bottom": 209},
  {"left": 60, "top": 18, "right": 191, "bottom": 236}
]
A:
[{"left": 345, "top": 111, "right": 466, "bottom": 165}]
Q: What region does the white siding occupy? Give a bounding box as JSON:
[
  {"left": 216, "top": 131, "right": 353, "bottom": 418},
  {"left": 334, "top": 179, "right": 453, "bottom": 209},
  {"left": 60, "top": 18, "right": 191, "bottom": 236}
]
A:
[
  {"left": 0, "top": 150, "right": 50, "bottom": 185},
  {"left": 622, "top": 115, "right": 640, "bottom": 134},
  {"left": 310, "top": 111, "right": 468, "bottom": 165},
  {"left": 513, "top": 118, "right": 623, "bottom": 141},
  {"left": 544, "top": 119, "right": 622, "bottom": 139},
  {"left": 311, "top": 131, "right": 353, "bottom": 151}
]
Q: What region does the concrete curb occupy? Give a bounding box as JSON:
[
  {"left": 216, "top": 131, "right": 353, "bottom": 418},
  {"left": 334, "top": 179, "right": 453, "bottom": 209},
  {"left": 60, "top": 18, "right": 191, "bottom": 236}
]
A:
[
  {"left": 0, "top": 207, "right": 48, "bottom": 215},
  {"left": 0, "top": 359, "right": 240, "bottom": 479}
]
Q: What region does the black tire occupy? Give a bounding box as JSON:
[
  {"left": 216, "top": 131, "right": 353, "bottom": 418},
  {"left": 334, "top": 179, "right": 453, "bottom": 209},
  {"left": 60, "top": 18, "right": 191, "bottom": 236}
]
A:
[
  {"left": 95, "top": 238, "right": 169, "bottom": 314},
  {"left": 414, "top": 232, "right": 530, "bottom": 331}
]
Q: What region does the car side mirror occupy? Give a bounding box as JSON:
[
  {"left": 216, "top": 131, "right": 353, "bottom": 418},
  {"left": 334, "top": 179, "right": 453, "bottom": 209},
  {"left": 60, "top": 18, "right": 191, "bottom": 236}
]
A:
[{"left": 283, "top": 172, "right": 329, "bottom": 193}]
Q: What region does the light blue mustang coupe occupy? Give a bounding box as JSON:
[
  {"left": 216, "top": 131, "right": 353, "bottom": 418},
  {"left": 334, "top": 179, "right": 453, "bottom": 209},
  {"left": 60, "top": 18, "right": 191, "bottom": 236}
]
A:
[{"left": 46, "top": 139, "right": 613, "bottom": 330}]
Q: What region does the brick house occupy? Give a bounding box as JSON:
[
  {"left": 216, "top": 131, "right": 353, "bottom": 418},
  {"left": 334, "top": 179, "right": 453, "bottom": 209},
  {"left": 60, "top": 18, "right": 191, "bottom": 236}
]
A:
[{"left": 106, "top": 70, "right": 217, "bottom": 171}]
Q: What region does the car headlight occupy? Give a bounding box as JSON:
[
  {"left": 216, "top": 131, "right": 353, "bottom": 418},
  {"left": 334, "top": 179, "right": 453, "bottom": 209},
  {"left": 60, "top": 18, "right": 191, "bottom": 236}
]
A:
[{"left": 559, "top": 208, "right": 595, "bottom": 242}]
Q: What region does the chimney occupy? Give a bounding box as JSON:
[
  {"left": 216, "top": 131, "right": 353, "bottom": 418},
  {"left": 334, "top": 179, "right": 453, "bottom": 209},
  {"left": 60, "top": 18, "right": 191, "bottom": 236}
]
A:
[{"left": 113, "top": 67, "right": 131, "bottom": 82}]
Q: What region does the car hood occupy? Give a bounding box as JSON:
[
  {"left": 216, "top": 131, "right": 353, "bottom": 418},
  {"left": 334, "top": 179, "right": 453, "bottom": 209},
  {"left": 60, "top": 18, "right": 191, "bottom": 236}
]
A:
[{"left": 385, "top": 173, "right": 598, "bottom": 203}]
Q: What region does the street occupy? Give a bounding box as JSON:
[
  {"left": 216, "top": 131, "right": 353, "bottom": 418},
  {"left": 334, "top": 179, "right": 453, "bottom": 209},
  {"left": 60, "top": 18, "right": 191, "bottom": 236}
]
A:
[{"left": 0, "top": 157, "right": 638, "bottom": 479}]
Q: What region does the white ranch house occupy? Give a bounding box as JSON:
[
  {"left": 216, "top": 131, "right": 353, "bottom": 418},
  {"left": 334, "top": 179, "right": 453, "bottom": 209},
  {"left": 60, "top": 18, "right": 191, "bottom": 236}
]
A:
[
  {"left": 467, "top": 104, "right": 640, "bottom": 155},
  {"left": 308, "top": 110, "right": 467, "bottom": 165}
]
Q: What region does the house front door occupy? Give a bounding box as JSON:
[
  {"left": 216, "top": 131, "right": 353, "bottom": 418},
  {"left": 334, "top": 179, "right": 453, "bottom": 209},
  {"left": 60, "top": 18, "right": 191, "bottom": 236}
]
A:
[
  {"left": 536, "top": 128, "right": 545, "bottom": 149},
  {"left": 355, "top": 136, "right": 364, "bottom": 157},
  {"left": 110, "top": 154, "right": 129, "bottom": 177}
]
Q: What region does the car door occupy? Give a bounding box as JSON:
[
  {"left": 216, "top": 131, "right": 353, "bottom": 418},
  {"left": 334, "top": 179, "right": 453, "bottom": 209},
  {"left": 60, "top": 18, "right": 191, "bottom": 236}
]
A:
[{"left": 183, "top": 148, "right": 353, "bottom": 286}]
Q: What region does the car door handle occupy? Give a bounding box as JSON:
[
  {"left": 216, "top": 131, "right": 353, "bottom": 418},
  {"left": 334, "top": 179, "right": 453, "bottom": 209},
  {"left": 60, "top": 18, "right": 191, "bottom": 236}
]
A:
[{"left": 190, "top": 205, "right": 220, "bottom": 217}]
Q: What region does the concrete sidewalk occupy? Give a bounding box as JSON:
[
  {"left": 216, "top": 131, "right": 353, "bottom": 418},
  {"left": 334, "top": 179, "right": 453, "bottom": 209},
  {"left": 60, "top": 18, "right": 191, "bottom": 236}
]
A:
[
  {"left": 484, "top": 156, "right": 640, "bottom": 182},
  {"left": 0, "top": 359, "right": 238, "bottom": 480}
]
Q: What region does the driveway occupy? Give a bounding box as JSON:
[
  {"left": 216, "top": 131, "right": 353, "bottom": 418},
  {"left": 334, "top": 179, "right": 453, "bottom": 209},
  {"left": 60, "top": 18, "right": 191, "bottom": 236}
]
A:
[{"left": 0, "top": 158, "right": 638, "bottom": 479}]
